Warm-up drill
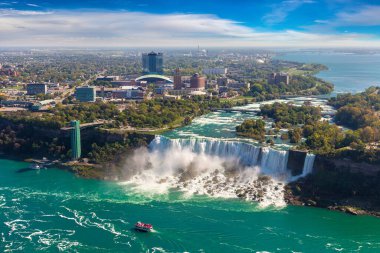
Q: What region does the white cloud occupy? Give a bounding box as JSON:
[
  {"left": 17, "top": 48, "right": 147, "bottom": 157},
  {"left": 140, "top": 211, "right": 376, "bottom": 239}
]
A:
[
  {"left": 307, "top": 5, "right": 380, "bottom": 31},
  {"left": 335, "top": 5, "right": 380, "bottom": 26},
  {"left": 263, "top": 0, "right": 315, "bottom": 25},
  {"left": 314, "top": 19, "right": 328, "bottom": 24},
  {"left": 26, "top": 3, "right": 40, "bottom": 7},
  {"left": 0, "top": 9, "right": 52, "bottom": 15},
  {"left": 0, "top": 8, "right": 379, "bottom": 48}
]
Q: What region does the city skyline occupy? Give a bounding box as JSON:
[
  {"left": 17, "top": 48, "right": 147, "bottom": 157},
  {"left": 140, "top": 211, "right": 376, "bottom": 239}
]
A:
[{"left": 0, "top": 0, "right": 380, "bottom": 48}]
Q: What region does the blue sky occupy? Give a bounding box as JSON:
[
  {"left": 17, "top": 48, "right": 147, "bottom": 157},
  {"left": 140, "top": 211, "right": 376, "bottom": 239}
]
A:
[{"left": 1, "top": 0, "right": 380, "bottom": 47}]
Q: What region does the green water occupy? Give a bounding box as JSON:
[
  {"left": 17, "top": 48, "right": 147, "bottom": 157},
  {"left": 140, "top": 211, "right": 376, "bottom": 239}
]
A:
[{"left": 1, "top": 159, "right": 380, "bottom": 252}]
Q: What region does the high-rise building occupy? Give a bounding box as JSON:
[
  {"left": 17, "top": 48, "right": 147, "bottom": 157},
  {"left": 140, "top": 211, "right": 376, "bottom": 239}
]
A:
[
  {"left": 190, "top": 73, "right": 206, "bottom": 90},
  {"left": 27, "top": 83, "right": 47, "bottom": 95},
  {"left": 173, "top": 68, "right": 182, "bottom": 90},
  {"left": 142, "top": 51, "right": 163, "bottom": 74},
  {"left": 75, "top": 86, "right": 96, "bottom": 102},
  {"left": 70, "top": 120, "right": 81, "bottom": 160}
]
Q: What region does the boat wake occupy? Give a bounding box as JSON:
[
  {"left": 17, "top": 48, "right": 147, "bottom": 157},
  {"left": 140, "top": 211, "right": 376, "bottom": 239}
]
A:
[{"left": 121, "top": 136, "right": 315, "bottom": 207}]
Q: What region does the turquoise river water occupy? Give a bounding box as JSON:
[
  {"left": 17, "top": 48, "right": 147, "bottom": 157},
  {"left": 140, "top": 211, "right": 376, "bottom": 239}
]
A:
[
  {"left": 1, "top": 159, "right": 380, "bottom": 252},
  {"left": 0, "top": 157, "right": 380, "bottom": 252}
]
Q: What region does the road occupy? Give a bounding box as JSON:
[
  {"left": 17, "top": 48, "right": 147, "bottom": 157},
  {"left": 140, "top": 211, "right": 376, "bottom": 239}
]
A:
[{"left": 55, "top": 70, "right": 106, "bottom": 104}]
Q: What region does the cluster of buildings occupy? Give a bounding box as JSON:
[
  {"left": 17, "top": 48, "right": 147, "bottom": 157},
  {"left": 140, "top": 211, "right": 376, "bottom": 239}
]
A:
[
  {"left": 75, "top": 51, "right": 250, "bottom": 101},
  {"left": 0, "top": 82, "right": 62, "bottom": 98},
  {"left": 73, "top": 51, "right": 166, "bottom": 102},
  {"left": 75, "top": 51, "right": 210, "bottom": 102},
  {"left": 0, "top": 82, "right": 59, "bottom": 111},
  {"left": 75, "top": 84, "right": 146, "bottom": 102},
  {"left": 171, "top": 70, "right": 207, "bottom": 95},
  {"left": 0, "top": 50, "right": 277, "bottom": 114},
  {"left": 0, "top": 64, "right": 21, "bottom": 77},
  {"left": 170, "top": 68, "right": 249, "bottom": 98},
  {"left": 2, "top": 51, "right": 261, "bottom": 108}
]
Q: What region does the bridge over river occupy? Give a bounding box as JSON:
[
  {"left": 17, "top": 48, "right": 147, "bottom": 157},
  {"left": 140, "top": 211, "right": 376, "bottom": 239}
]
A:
[{"left": 60, "top": 120, "right": 111, "bottom": 131}]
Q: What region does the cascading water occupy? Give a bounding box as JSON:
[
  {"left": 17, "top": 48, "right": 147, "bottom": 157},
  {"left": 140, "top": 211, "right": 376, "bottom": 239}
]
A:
[
  {"left": 301, "top": 154, "right": 316, "bottom": 176},
  {"left": 149, "top": 136, "right": 290, "bottom": 170},
  {"left": 259, "top": 147, "right": 289, "bottom": 178},
  {"left": 149, "top": 136, "right": 262, "bottom": 166},
  {"left": 123, "top": 136, "right": 315, "bottom": 207}
]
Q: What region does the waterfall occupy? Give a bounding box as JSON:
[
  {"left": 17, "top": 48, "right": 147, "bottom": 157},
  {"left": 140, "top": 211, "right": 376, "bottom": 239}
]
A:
[
  {"left": 149, "top": 136, "right": 291, "bottom": 176},
  {"left": 301, "top": 154, "right": 316, "bottom": 177},
  {"left": 124, "top": 135, "right": 315, "bottom": 207},
  {"left": 149, "top": 136, "right": 262, "bottom": 167},
  {"left": 149, "top": 136, "right": 316, "bottom": 180},
  {"left": 260, "top": 147, "right": 289, "bottom": 176}
]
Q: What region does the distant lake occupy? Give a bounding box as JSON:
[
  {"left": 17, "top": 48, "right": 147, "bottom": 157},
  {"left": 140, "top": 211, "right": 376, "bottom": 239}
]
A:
[{"left": 276, "top": 52, "right": 380, "bottom": 94}]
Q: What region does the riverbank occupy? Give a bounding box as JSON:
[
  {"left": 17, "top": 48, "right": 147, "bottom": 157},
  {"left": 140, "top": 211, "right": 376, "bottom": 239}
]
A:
[{"left": 285, "top": 178, "right": 380, "bottom": 218}]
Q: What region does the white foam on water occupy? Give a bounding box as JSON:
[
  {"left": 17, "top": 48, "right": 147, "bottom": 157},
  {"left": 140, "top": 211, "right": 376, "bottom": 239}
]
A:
[
  {"left": 121, "top": 136, "right": 315, "bottom": 208},
  {"left": 0, "top": 183, "right": 134, "bottom": 252}
]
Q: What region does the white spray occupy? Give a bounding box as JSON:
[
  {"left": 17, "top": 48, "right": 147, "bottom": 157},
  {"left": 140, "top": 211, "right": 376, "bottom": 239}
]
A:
[{"left": 121, "top": 136, "right": 315, "bottom": 207}]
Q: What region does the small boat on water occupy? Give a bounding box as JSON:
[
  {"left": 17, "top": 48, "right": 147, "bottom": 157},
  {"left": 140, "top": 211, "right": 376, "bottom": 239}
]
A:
[
  {"left": 29, "top": 163, "right": 41, "bottom": 170},
  {"left": 134, "top": 221, "right": 153, "bottom": 232}
]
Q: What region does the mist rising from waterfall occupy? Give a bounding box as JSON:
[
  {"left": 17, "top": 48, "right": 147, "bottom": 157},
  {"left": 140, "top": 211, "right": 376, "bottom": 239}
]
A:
[{"left": 121, "top": 136, "right": 315, "bottom": 207}]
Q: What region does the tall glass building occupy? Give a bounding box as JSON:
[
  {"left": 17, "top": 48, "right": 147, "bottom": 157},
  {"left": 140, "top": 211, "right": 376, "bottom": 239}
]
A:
[
  {"left": 142, "top": 52, "right": 163, "bottom": 74},
  {"left": 70, "top": 120, "right": 81, "bottom": 160},
  {"left": 75, "top": 86, "right": 96, "bottom": 102}
]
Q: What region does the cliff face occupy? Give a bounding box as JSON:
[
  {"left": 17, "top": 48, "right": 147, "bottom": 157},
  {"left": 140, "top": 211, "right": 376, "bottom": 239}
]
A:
[
  {"left": 311, "top": 155, "right": 335, "bottom": 173},
  {"left": 311, "top": 155, "right": 380, "bottom": 176},
  {"left": 285, "top": 155, "right": 380, "bottom": 217},
  {"left": 287, "top": 150, "right": 307, "bottom": 176}
]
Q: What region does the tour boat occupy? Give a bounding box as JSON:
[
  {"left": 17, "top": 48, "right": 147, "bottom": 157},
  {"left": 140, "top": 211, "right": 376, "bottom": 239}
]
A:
[
  {"left": 29, "top": 163, "right": 41, "bottom": 170},
  {"left": 134, "top": 221, "right": 153, "bottom": 232}
]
